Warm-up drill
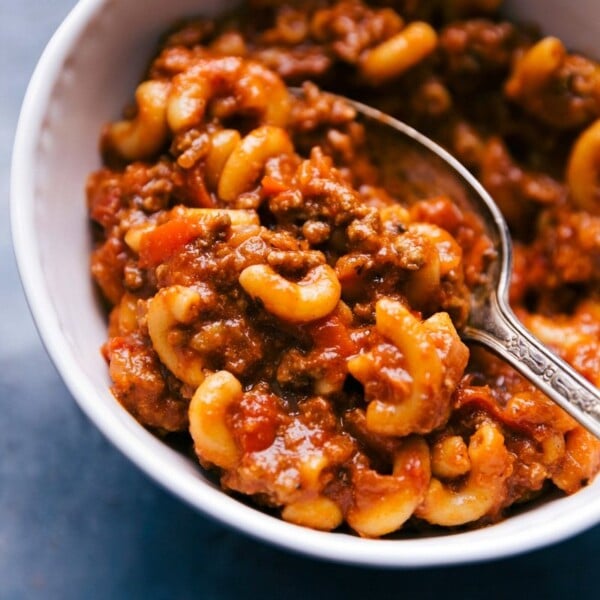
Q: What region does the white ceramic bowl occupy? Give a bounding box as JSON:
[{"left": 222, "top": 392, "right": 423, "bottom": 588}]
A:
[{"left": 11, "top": 0, "right": 600, "bottom": 567}]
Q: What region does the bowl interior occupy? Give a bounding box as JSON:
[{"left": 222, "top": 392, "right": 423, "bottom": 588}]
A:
[
  {"left": 11, "top": 0, "right": 600, "bottom": 567},
  {"left": 504, "top": 0, "right": 599, "bottom": 56}
]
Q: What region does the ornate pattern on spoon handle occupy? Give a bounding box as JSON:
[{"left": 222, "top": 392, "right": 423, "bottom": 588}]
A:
[
  {"left": 504, "top": 333, "right": 600, "bottom": 417},
  {"left": 464, "top": 292, "right": 600, "bottom": 437}
]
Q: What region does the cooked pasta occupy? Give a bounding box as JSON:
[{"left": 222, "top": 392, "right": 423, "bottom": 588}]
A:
[{"left": 88, "top": 0, "right": 600, "bottom": 537}]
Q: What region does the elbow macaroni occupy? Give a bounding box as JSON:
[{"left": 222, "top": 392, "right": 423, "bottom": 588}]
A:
[
  {"left": 348, "top": 298, "right": 468, "bottom": 436},
  {"left": 104, "top": 80, "right": 171, "bottom": 160},
  {"left": 91, "top": 4, "right": 600, "bottom": 539},
  {"left": 146, "top": 285, "right": 207, "bottom": 387},
  {"left": 566, "top": 119, "right": 600, "bottom": 214},
  {"left": 189, "top": 370, "right": 242, "bottom": 469},
  {"left": 167, "top": 57, "right": 291, "bottom": 133},
  {"left": 505, "top": 37, "right": 566, "bottom": 99},
  {"left": 360, "top": 22, "right": 438, "bottom": 84},
  {"left": 218, "top": 126, "right": 294, "bottom": 202},
  {"left": 416, "top": 422, "right": 513, "bottom": 526},
  {"left": 239, "top": 263, "right": 341, "bottom": 323},
  {"left": 347, "top": 437, "right": 431, "bottom": 537}
]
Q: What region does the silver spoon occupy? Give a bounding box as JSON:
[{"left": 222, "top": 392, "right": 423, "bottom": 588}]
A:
[{"left": 334, "top": 94, "right": 600, "bottom": 439}]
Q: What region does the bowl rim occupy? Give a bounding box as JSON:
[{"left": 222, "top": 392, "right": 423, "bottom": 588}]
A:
[{"left": 10, "top": 0, "right": 600, "bottom": 568}]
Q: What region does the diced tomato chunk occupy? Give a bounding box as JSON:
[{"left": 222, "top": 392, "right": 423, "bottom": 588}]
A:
[
  {"left": 306, "top": 312, "right": 358, "bottom": 359},
  {"left": 139, "top": 218, "right": 203, "bottom": 267},
  {"left": 261, "top": 175, "right": 289, "bottom": 195},
  {"left": 234, "top": 391, "right": 282, "bottom": 453}
]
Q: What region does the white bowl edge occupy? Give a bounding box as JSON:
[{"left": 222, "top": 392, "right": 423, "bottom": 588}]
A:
[{"left": 10, "top": 0, "right": 600, "bottom": 567}]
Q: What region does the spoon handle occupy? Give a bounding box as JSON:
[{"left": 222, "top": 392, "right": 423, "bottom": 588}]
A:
[{"left": 463, "top": 293, "right": 600, "bottom": 439}]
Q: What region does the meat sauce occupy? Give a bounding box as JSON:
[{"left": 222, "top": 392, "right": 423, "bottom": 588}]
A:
[{"left": 88, "top": 0, "right": 600, "bottom": 536}]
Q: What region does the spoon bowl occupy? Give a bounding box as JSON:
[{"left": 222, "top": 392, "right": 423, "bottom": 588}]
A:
[{"left": 342, "top": 94, "right": 600, "bottom": 439}]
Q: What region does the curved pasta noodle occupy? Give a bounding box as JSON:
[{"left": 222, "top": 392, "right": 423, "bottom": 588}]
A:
[
  {"left": 416, "top": 422, "right": 512, "bottom": 526},
  {"left": 189, "top": 370, "right": 242, "bottom": 469},
  {"left": 566, "top": 119, "right": 600, "bottom": 213},
  {"left": 431, "top": 435, "right": 471, "bottom": 479},
  {"left": 551, "top": 427, "right": 600, "bottom": 494},
  {"left": 360, "top": 22, "right": 438, "bottom": 84},
  {"left": 205, "top": 129, "right": 242, "bottom": 190},
  {"left": 89, "top": 9, "right": 600, "bottom": 538},
  {"left": 146, "top": 285, "right": 206, "bottom": 387},
  {"left": 218, "top": 126, "right": 294, "bottom": 202},
  {"left": 402, "top": 236, "right": 441, "bottom": 307},
  {"left": 239, "top": 263, "right": 341, "bottom": 323},
  {"left": 126, "top": 208, "right": 259, "bottom": 255},
  {"left": 373, "top": 299, "right": 442, "bottom": 418},
  {"left": 407, "top": 223, "right": 463, "bottom": 276},
  {"left": 108, "top": 293, "right": 140, "bottom": 337},
  {"left": 182, "top": 207, "right": 260, "bottom": 227},
  {"left": 347, "top": 437, "right": 431, "bottom": 537},
  {"left": 505, "top": 37, "right": 566, "bottom": 98},
  {"left": 348, "top": 298, "right": 468, "bottom": 436},
  {"left": 189, "top": 208, "right": 260, "bottom": 227},
  {"left": 281, "top": 452, "right": 343, "bottom": 530},
  {"left": 167, "top": 56, "right": 291, "bottom": 133},
  {"left": 282, "top": 497, "right": 344, "bottom": 531},
  {"left": 397, "top": 224, "right": 463, "bottom": 307},
  {"left": 104, "top": 80, "right": 171, "bottom": 160}
]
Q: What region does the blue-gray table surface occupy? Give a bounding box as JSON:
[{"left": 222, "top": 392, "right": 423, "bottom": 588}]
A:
[{"left": 1, "top": 1, "right": 598, "bottom": 598}]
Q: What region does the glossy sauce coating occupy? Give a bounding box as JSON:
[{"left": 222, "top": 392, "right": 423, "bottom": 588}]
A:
[{"left": 89, "top": 0, "right": 600, "bottom": 537}]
